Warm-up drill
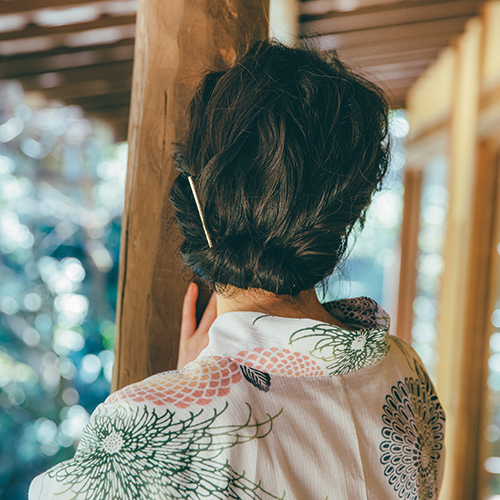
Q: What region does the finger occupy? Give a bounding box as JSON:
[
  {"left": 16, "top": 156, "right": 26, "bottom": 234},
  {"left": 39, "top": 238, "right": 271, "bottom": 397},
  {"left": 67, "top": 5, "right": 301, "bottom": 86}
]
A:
[
  {"left": 181, "top": 283, "right": 198, "bottom": 339},
  {"left": 197, "top": 292, "right": 218, "bottom": 333}
]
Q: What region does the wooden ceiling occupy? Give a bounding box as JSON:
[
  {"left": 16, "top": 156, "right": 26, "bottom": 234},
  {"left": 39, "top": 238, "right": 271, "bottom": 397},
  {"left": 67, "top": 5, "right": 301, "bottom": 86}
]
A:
[
  {"left": 0, "top": 0, "right": 136, "bottom": 140},
  {"left": 299, "top": 0, "right": 486, "bottom": 108},
  {"left": 0, "top": 0, "right": 487, "bottom": 138}
]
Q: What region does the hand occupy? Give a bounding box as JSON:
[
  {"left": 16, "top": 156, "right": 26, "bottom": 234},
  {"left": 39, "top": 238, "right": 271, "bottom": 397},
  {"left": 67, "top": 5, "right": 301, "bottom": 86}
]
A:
[{"left": 177, "top": 282, "right": 217, "bottom": 370}]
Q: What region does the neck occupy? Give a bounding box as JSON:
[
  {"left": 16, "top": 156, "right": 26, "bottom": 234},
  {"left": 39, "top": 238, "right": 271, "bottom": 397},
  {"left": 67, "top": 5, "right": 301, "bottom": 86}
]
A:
[{"left": 216, "top": 286, "right": 350, "bottom": 329}]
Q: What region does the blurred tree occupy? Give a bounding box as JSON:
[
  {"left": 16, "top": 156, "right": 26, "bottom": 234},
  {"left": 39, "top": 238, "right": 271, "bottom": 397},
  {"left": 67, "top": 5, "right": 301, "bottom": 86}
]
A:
[{"left": 0, "top": 81, "right": 125, "bottom": 499}]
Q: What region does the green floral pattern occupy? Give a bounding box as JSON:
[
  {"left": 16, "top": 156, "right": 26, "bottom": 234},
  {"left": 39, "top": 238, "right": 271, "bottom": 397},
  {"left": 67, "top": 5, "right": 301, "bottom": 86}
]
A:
[
  {"left": 48, "top": 401, "right": 284, "bottom": 500},
  {"left": 289, "top": 324, "right": 389, "bottom": 375}
]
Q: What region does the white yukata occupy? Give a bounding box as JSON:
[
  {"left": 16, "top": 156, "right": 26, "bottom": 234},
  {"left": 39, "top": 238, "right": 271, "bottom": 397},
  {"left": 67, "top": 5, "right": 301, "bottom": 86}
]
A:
[{"left": 29, "top": 297, "right": 445, "bottom": 500}]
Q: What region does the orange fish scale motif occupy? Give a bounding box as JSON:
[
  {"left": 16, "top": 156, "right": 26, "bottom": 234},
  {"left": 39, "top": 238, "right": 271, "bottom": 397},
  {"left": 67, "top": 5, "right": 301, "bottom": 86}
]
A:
[
  {"left": 235, "top": 347, "right": 324, "bottom": 377},
  {"left": 109, "top": 356, "right": 242, "bottom": 409}
]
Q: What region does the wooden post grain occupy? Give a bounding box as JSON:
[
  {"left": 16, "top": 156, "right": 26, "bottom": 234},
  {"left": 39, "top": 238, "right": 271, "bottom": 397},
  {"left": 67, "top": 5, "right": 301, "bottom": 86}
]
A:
[{"left": 112, "top": 0, "right": 270, "bottom": 391}]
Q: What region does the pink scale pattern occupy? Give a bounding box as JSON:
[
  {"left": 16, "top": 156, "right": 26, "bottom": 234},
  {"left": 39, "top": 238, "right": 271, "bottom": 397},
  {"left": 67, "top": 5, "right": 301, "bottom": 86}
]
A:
[
  {"left": 234, "top": 347, "right": 324, "bottom": 377},
  {"left": 108, "top": 356, "right": 242, "bottom": 409}
]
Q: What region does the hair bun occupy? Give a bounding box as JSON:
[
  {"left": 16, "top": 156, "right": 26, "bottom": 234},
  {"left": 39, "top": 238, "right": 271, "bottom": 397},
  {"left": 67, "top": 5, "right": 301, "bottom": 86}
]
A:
[{"left": 170, "top": 41, "right": 390, "bottom": 296}]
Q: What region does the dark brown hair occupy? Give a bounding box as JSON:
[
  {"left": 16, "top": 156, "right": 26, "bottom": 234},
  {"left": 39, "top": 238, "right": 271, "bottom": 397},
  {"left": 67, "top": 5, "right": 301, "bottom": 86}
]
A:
[{"left": 170, "top": 40, "right": 390, "bottom": 296}]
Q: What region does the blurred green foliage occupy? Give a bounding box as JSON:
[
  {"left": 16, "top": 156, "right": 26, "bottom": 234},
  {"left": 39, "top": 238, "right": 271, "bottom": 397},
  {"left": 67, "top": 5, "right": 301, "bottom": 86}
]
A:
[{"left": 0, "top": 81, "right": 125, "bottom": 499}]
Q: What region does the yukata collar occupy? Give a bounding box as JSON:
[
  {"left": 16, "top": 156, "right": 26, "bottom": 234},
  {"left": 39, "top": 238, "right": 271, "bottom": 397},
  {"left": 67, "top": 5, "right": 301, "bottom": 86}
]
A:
[{"left": 198, "top": 296, "right": 391, "bottom": 377}]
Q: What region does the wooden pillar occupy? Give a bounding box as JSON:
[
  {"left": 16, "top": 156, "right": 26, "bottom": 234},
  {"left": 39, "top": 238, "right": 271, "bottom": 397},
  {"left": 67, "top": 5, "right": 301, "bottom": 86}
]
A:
[
  {"left": 112, "top": 0, "right": 270, "bottom": 391},
  {"left": 269, "top": 0, "right": 299, "bottom": 45},
  {"left": 456, "top": 139, "right": 500, "bottom": 500},
  {"left": 395, "top": 166, "right": 423, "bottom": 342},
  {"left": 436, "top": 17, "right": 482, "bottom": 500}
]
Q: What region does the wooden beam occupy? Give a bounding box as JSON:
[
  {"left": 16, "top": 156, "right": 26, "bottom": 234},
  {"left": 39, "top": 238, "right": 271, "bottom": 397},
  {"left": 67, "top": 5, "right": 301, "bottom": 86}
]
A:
[
  {"left": 300, "top": 0, "right": 482, "bottom": 17},
  {"left": 309, "top": 16, "right": 471, "bottom": 49},
  {"left": 39, "top": 77, "right": 132, "bottom": 101},
  {"left": 360, "top": 59, "right": 433, "bottom": 77},
  {"left": 0, "top": 41, "right": 134, "bottom": 78},
  {"left": 338, "top": 35, "right": 453, "bottom": 61},
  {"left": 339, "top": 48, "right": 442, "bottom": 68},
  {"left": 16, "top": 62, "right": 134, "bottom": 97},
  {"left": 301, "top": 0, "right": 408, "bottom": 16},
  {"left": 0, "top": 14, "right": 136, "bottom": 42},
  {"left": 395, "top": 168, "right": 423, "bottom": 341},
  {"left": 356, "top": 65, "right": 432, "bottom": 97},
  {"left": 65, "top": 90, "right": 131, "bottom": 110},
  {"left": 89, "top": 103, "right": 130, "bottom": 117},
  {"left": 0, "top": 24, "right": 135, "bottom": 56},
  {"left": 18, "top": 61, "right": 133, "bottom": 89},
  {"left": 112, "top": 0, "right": 270, "bottom": 391},
  {"left": 300, "top": 0, "right": 482, "bottom": 35},
  {"left": 0, "top": 0, "right": 126, "bottom": 15},
  {"left": 368, "top": 75, "right": 419, "bottom": 97}
]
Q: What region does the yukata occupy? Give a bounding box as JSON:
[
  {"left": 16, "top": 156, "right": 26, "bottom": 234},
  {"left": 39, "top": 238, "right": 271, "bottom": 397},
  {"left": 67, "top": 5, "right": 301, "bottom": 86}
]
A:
[{"left": 29, "top": 297, "right": 445, "bottom": 500}]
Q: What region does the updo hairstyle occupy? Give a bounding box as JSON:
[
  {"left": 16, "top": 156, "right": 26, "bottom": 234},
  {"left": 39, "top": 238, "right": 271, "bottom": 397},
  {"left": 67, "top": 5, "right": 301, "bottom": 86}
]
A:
[{"left": 170, "top": 40, "right": 390, "bottom": 297}]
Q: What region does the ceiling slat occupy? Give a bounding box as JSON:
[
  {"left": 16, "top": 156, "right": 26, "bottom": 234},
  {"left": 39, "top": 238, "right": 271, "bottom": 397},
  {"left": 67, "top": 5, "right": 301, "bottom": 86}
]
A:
[
  {"left": 0, "top": 14, "right": 136, "bottom": 42},
  {"left": 342, "top": 48, "right": 443, "bottom": 69},
  {"left": 378, "top": 75, "right": 420, "bottom": 90},
  {"left": 301, "top": 0, "right": 483, "bottom": 19},
  {"left": 337, "top": 33, "right": 455, "bottom": 60},
  {"left": 23, "top": 76, "right": 133, "bottom": 101},
  {"left": 0, "top": 0, "right": 135, "bottom": 15},
  {"left": 15, "top": 60, "right": 134, "bottom": 88},
  {"left": 310, "top": 16, "right": 470, "bottom": 49},
  {"left": 66, "top": 90, "right": 131, "bottom": 110},
  {"left": 301, "top": 0, "right": 428, "bottom": 16},
  {"left": 362, "top": 63, "right": 431, "bottom": 82},
  {"left": 300, "top": 0, "right": 481, "bottom": 35},
  {"left": 0, "top": 41, "right": 134, "bottom": 78}
]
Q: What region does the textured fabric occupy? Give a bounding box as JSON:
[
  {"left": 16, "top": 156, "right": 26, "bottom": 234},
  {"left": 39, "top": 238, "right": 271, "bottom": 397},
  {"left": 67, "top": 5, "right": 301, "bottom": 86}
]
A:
[{"left": 29, "top": 297, "right": 445, "bottom": 500}]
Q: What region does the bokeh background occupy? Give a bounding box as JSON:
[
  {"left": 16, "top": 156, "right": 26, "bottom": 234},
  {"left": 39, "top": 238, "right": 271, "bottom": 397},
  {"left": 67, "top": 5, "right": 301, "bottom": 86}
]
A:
[{"left": 1, "top": 1, "right": 498, "bottom": 499}]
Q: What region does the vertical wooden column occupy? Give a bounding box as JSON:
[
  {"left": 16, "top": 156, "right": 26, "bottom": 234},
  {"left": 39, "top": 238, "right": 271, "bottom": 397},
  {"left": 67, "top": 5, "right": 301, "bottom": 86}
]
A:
[
  {"left": 436, "top": 17, "right": 482, "bottom": 500},
  {"left": 456, "top": 140, "right": 500, "bottom": 500},
  {"left": 269, "top": 0, "right": 299, "bottom": 45},
  {"left": 112, "top": 0, "right": 270, "bottom": 391},
  {"left": 395, "top": 166, "right": 423, "bottom": 342}
]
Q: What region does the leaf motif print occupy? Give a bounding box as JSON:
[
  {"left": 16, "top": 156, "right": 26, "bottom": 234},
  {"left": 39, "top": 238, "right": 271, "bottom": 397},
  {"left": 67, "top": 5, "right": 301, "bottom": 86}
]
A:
[
  {"left": 48, "top": 401, "right": 285, "bottom": 500},
  {"left": 289, "top": 323, "right": 389, "bottom": 375},
  {"left": 240, "top": 365, "right": 271, "bottom": 392}
]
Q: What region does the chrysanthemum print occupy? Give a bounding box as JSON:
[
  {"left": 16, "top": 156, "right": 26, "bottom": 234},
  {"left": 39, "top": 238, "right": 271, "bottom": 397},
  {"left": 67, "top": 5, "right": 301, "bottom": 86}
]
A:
[
  {"left": 289, "top": 324, "right": 389, "bottom": 375},
  {"left": 380, "top": 360, "right": 445, "bottom": 499},
  {"left": 48, "top": 401, "right": 284, "bottom": 500},
  {"left": 108, "top": 356, "right": 242, "bottom": 409}
]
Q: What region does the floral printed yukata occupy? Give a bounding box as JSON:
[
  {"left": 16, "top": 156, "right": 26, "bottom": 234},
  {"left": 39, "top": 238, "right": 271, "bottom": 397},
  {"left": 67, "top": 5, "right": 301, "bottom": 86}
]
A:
[{"left": 29, "top": 297, "right": 445, "bottom": 500}]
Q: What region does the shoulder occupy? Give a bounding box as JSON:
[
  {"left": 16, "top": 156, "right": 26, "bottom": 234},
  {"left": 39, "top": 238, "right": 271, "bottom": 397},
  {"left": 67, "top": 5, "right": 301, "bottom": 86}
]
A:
[
  {"left": 29, "top": 357, "right": 282, "bottom": 500},
  {"left": 386, "top": 335, "right": 445, "bottom": 417}
]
